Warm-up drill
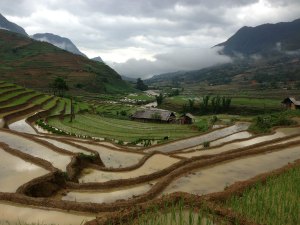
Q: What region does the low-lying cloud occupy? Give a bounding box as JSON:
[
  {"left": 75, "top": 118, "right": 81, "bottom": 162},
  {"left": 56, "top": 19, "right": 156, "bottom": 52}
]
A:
[{"left": 110, "top": 47, "right": 231, "bottom": 79}]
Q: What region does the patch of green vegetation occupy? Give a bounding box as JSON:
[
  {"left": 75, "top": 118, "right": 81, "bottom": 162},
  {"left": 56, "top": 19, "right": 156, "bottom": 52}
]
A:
[
  {"left": 195, "top": 119, "right": 210, "bottom": 132},
  {"left": 231, "top": 97, "right": 280, "bottom": 108},
  {"left": 248, "top": 111, "right": 297, "bottom": 134},
  {"left": 106, "top": 198, "right": 225, "bottom": 225},
  {"left": 41, "top": 97, "right": 58, "bottom": 110},
  {"left": 225, "top": 166, "right": 300, "bottom": 225},
  {"left": 95, "top": 103, "right": 136, "bottom": 118},
  {"left": 0, "top": 90, "right": 31, "bottom": 102}
]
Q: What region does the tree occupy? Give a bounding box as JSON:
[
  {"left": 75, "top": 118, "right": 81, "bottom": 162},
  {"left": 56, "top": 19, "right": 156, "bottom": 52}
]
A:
[
  {"left": 50, "top": 77, "right": 69, "bottom": 97},
  {"left": 136, "top": 78, "right": 148, "bottom": 91},
  {"left": 188, "top": 99, "right": 195, "bottom": 112},
  {"left": 155, "top": 93, "right": 164, "bottom": 106}
]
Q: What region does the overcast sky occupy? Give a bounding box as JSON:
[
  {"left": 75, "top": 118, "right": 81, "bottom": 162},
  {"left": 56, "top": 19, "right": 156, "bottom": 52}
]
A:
[{"left": 2, "top": 0, "right": 300, "bottom": 78}]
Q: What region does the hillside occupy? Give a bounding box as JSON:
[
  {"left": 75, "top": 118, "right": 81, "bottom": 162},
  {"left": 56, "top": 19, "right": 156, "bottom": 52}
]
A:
[
  {"left": 32, "top": 33, "right": 86, "bottom": 57},
  {"left": 216, "top": 18, "right": 300, "bottom": 56},
  {"left": 0, "top": 29, "right": 133, "bottom": 94},
  {"left": 0, "top": 13, "right": 28, "bottom": 36},
  {"left": 146, "top": 55, "right": 300, "bottom": 87}
]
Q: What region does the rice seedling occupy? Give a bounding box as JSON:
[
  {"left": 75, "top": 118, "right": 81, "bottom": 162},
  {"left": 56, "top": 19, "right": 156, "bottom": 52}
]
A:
[
  {"left": 105, "top": 199, "right": 224, "bottom": 225},
  {"left": 225, "top": 166, "right": 300, "bottom": 225}
]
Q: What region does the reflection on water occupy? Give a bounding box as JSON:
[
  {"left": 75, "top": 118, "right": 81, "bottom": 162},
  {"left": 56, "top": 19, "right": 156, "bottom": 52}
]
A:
[
  {"left": 74, "top": 142, "right": 143, "bottom": 168},
  {"left": 0, "top": 202, "right": 95, "bottom": 225},
  {"left": 0, "top": 130, "right": 71, "bottom": 171},
  {"left": 8, "top": 119, "right": 37, "bottom": 134},
  {"left": 0, "top": 148, "right": 48, "bottom": 192}
]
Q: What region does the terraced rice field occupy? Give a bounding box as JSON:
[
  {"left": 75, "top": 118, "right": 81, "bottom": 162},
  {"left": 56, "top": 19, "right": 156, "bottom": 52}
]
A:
[
  {"left": 47, "top": 114, "right": 200, "bottom": 142},
  {"left": 1, "top": 82, "right": 300, "bottom": 224}
]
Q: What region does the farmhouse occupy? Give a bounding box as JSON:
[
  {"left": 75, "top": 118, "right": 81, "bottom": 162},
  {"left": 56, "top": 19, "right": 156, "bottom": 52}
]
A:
[
  {"left": 178, "top": 113, "right": 195, "bottom": 124},
  {"left": 131, "top": 108, "right": 176, "bottom": 123},
  {"left": 282, "top": 97, "right": 300, "bottom": 110}
]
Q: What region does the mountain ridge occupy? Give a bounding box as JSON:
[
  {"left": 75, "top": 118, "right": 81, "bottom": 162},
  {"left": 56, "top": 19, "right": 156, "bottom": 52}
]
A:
[
  {"left": 216, "top": 18, "right": 300, "bottom": 56},
  {"left": 32, "top": 33, "right": 87, "bottom": 57},
  {"left": 0, "top": 13, "right": 28, "bottom": 36}
]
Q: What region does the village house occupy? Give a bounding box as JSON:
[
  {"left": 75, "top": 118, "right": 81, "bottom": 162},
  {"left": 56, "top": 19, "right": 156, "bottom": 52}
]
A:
[
  {"left": 282, "top": 97, "right": 300, "bottom": 110},
  {"left": 131, "top": 108, "right": 176, "bottom": 123},
  {"left": 178, "top": 113, "right": 195, "bottom": 124}
]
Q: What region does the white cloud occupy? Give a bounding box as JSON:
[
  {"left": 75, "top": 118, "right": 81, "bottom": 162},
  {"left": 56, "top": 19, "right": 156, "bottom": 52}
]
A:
[
  {"left": 110, "top": 47, "right": 231, "bottom": 78},
  {"left": 1, "top": 0, "right": 300, "bottom": 77}
]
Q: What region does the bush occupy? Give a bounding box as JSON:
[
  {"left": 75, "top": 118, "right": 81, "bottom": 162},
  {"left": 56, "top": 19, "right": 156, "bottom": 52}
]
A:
[
  {"left": 196, "top": 119, "right": 210, "bottom": 132},
  {"left": 249, "top": 112, "right": 296, "bottom": 134},
  {"left": 203, "top": 141, "right": 210, "bottom": 148}
]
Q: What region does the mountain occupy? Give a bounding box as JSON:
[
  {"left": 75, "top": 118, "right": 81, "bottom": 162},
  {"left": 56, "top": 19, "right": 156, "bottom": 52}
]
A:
[
  {"left": 147, "top": 19, "right": 300, "bottom": 86},
  {"left": 216, "top": 18, "right": 300, "bottom": 56},
  {"left": 0, "top": 13, "right": 28, "bottom": 36},
  {"left": 92, "top": 56, "right": 103, "bottom": 62},
  {"left": 32, "top": 33, "right": 86, "bottom": 57},
  {"left": 0, "top": 29, "right": 133, "bottom": 94}
]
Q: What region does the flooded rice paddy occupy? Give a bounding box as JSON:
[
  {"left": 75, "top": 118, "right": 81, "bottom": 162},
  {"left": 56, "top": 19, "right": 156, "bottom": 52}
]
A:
[
  {"left": 0, "top": 130, "right": 71, "bottom": 171},
  {"left": 63, "top": 182, "right": 156, "bottom": 204},
  {"left": 209, "top": 131, "right": 253, "bottom": 147},
  {"left": 36, "top": 137, "right": 93, "bottom": 154},
  {"left": 0, "top": 148, "right": 48, "bottom": 192},
  {"left": 145, "top": 123, "right": 250, "bottom": 153},
  {"left": 177, "top": 127, "right": 300, "bottom": 158},
  {"left": 8, "top": 119, "right": 37, "bottom": 134},
  {"left": 72, "top": 142, "right": 144, "bottom": 168},
  {"left": 79, "top": 154, "right": 179, "bottom": 183},
  {"left": 163, "top": 144, "right": 300, "bottom": 196}
]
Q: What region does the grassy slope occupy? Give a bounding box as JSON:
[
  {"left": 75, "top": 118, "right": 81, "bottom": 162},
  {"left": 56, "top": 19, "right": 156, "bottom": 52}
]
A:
[{"left": 0, "top": 30, "right": 134, "bottom": 94}]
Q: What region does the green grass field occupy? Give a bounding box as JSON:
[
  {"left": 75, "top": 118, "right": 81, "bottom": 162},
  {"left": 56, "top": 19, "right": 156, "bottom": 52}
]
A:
[
  {"left": 47, "top": 113, "right": 199, "bottom": 142},
  {"left": 225, "top": 166, "right": 300, "bottom": 225},
  {"left": 231, "top": 97, "right": 280, "bottom": 108},
  {"left": 95, "top": 103, "right": 136, "bottom": 117}
]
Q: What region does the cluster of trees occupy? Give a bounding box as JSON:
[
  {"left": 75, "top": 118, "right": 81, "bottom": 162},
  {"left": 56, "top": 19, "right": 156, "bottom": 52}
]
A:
[
  {"left": 200, "top": 95, "right": 232, "bottom": 113},
  {"left": 136, "top": 78, "right": 148, "bottom": 91},
  {"left": 182, "top": 95, "right": 232, "bottom": 114},
  {"left": 49, "top": 77, "right": 69, "bottom": 97}
]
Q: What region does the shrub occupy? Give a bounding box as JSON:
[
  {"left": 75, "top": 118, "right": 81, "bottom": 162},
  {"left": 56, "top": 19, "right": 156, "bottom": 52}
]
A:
[
  {"left": 196, "top": 119, "right": 210, "bottom": 132},
  {"left": 203, "top": 141, "right": 210, "bottom": 148}
]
